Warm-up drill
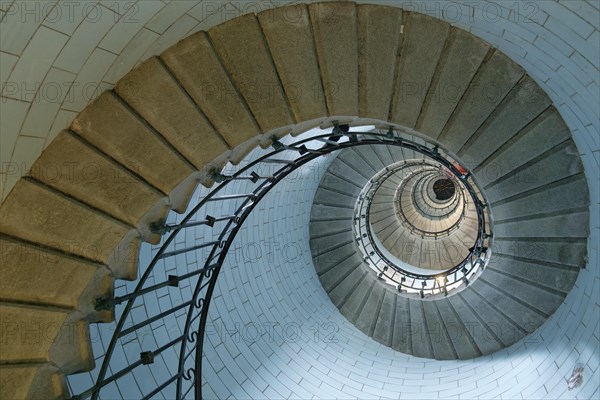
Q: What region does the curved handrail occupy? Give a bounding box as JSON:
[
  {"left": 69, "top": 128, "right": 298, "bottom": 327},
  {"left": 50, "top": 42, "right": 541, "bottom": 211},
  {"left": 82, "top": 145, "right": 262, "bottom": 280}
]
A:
[
  {"left": 70, "top": 127, "right": 492, "bottom": 400},
  {"left": 352, "top": 143, "right": 491, "bottom": 295}
]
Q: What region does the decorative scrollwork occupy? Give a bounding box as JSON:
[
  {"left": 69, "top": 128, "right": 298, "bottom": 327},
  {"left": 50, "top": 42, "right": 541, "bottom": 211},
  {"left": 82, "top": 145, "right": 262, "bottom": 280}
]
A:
[
  {"left": 195, "top": 297, "right": 204, "bottom": 309},
  {"left": 183, "top": 368, "right": 196, "bottom": 381},
  {"left": 72, "top": 128, "right": 493, "bottom": 400}
]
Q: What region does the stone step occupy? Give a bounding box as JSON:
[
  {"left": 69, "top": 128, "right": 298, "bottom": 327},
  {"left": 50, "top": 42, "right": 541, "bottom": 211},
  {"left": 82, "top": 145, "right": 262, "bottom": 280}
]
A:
[
  {"left": 0, "top": 364, "right": 66, "bottom": 400},
  {"left": 208, "top": 14, "right": 295, "bottom": 132},
  {"left": 390, "top": 13, "right": 450, "bottom": 128},
  {"left": 30, "top": 131, "right": 168, "bottom": 243},
  {"left": 493, "top": 239, "right": 587, "bottom": 268},
  {"left": 328, "top": 266, "right": 368, "bottom": 310},
  {"left": 355, "top": 282, "right": 386, "bottom": 336},
  {"left": 309, "top": 2, "right": 358, "bottom": 116},
  {"left": 473, "top": 277, "right": 547, "bottom": 333},
  {"left": 371, "top": 145, "right": 397, "bottom": 168},
  {"left": 482, "top": 268, "right": 566, "bottom": 316},
  {"left": 376, "top": 218, "right": 402, "bottom": 245},
  {"left": 435, "top": 299, "right": 482, "bottom": 359},
  {"left": 0, "top": 179, "right": 129, "bottom": 264},
  {"left": 0, "top": 237, "right": 110, "bottom": 315},
  {"left": 319, "top": 172, "right": 363, "bottom": 197},
  {"left": 71, "top": 92, "right": 195, "bottom": 197},
  {"left": 340, "top": 277, "right": 376, "bottom": 323},
  {"left": 417, "top": 28, "right": 490, "bottom": 138},
  {"left": 160, "top": 32, "right": 260, "bottom": 148},
  {"left": 387, "top": 145, "right": 415, "bottom": 163},
  {"left": 309, "top": 219, "right": 353, "bottom": 238},
  {"left": 309, "top": 230, "right": 355, "bottom": 258},
  {"left": 115, "top": 57, "right": 230, "bottom": 170},
  {"left": 358, "top": 4, "right": 403, "bottom": 120},
  {"left": 408, "top": 299, "right": 435, "bottom": 358},
  {"left": 456, "top": 288, "right": 524, "bottom": 348},
  {"left": 438, "top": 50, "right": 524, "bottom": 151},
  {"left": 312, "top": 242, "right": 360, "bottom": 276},
  {"left": 484, "top": 140, "right": 584, "bottom": 203},
  {"left": 494, "top": 211, "right": 589, "bottom": 239},
  {"left": 473, "top": 107, "right": 570, "bottom": 188},
  {"left": 458, "top": 76, "right": 552, "bottom": 166},
  {"left": 0, "top": 304, "right": 93, "bottom": 374},
  {"left": 337, "top": 151, "right": 378, "bottom": 180},
  {"left": 327, "top": 158, "right": 370, "bottom": 188},
  {"left": 313, "top": 186, "right": 357, "bottom": 208},
  {"left": 422, "top": 301, "right": 457, "bottom": 360},
  {"left": 319, "top": 253, "right": 365, "bottom": 293},
  {"left": 446, "top": 294, "right": 504, "bottom": 355},
  {"left": 372, "top": 289, "right": 396, "bottom": 347},
  {"left": 492, "top": 175, "right": 588, "bottom": 221},
  {"left": 391, "top": 296, "right": 413, "bottom": 355},
  {"left": 351, "top": 146, "right": 387, "bottom": 175},
  {"left": 310, "top": 204, "right": 354, "bottom": 221},
  {"left": 382, "top": 227, "right": 407, "bottom": 251},
  {"left": 258, "top": 4, "right": 327, "bottom": 122},
  {"left": 486, "top": 256, "right": 578, "bottom": 297}
]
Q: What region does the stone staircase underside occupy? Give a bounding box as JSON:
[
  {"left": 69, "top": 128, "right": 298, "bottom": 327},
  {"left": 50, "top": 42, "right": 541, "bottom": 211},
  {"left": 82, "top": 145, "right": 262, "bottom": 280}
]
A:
[
  {"left": 0, "top": 2, "right": 590, "bottom": 398},
  {"left": 310, "top": 142, "right": 587, "bottom": 359},
  {"left": 366, "top": 160, "right": 478, "bottom": 270}
]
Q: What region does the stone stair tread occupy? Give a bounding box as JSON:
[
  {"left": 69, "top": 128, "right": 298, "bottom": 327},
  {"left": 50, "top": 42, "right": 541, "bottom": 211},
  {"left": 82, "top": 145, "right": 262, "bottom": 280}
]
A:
[
  {"left": 372, "top": 289, "right": 396, "bottom": 347},
  {"left": 258, "top": 5, "right": 327, "bottom": 122},
  {"left": 115, "top": 57, "right": 229, "bottom": 170},
  {"left": 312, "top": 242, "right": 361, "bottom": 276},
  {"left": 458, "top": 76, "right": 552, "bottom": 165},
  {"left": 417, "top": 28, "right": 490, "bottom": 137},
  {"left": 31, "top": 131, "right": 165, "bottom": 227},
  {"left": 390, "top": 14, "right": 450, "bottom": 128},
  {"left": 320, "top": 253, "right": 365, "bottom": 293},
  {"left": 0, "top": 179, "right": 129, "bottom": 263},
  {"left": 160, "top": 32, "right": 260, "bottom": 147},
  {"left": 447, "top": 295, "right": 504, "bottom": 355},
  {"left": 439, "top": 50, "right": 524, "bottom": 153},
  {"left": 71, "top": 92, "right": 194, "bottom": 194},
  {"left": 310, "top": 204, "right": 354, "bottom": 220},
  {"left": 358, "top": 4, "right": 403, "bottom": 120},
  {"left": 0, "top": 237, "right": 100, "bottom": 310},
  {"left": 208, "top": 14, "right": 294, "bottom": 132},
  {"left": 408, "top": 300, "right": 434, "bottom": 358},
  {"left": 340, "top": 278, "right": 375, "bottom": 323},
  {"left": 355, "top": 282, "right": 386, "bottom": 335},
  {"left": 435, "top": 299, "right": 482, "bottom": 359},
  {"left": 309, "top": 2, "right": 358, "bottom": 116},
  {"left": 473, "top": 108, "right": 570, "bottom": 188},
  {"left": 422, "top": 301, "right": 457, "bottom": 360},
  {"left": 329, "top": 267, "right": 367, "bottom": 309}
]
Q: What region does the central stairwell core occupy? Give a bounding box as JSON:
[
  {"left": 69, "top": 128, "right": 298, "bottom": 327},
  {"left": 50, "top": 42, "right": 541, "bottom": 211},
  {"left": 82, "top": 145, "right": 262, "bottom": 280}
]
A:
[
  {"left": 432, "top": 178, "right": 456, "bottom": 201},
  {"left": 367, "top": 155, "right": 482, "bottom": 278},
  {"left": 326, "top": 135, "right": 491, "bottom": 300},
  {"left": 309, "top": 122, "right": 586, "bottom": 361}
]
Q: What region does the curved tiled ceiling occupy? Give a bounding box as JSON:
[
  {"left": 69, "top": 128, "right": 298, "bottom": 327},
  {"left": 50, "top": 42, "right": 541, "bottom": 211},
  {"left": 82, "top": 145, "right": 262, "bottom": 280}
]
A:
[{"left": 0, "top": 1, "right": 598, "bottom": 399}]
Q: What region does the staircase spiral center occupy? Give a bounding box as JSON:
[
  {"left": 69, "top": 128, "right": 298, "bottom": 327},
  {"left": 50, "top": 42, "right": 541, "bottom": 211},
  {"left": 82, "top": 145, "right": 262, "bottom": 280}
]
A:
[{"left": 432, "top": 178, "right": 456, "bottom": 201}]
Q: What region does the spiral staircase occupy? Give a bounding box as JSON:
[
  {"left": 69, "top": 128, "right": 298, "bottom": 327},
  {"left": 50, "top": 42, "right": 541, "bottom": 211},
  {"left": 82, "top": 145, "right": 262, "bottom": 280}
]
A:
[
  {"left": 310, "top": 138, "right": 585, "bottom": 360},
  {"left": 0, "top": 2, "right": 594, "bottom": 399}
]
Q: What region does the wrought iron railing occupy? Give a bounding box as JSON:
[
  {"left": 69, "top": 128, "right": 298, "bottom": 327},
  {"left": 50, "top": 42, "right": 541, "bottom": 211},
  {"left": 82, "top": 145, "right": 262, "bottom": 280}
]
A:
[
  {"left": 390, "top": 165, "right": 468, "bottom": 237},
  {"left": 353, "top": 136, "right": 492, "bottom": 298},
  {"left": 69, "top": 125, "right": 491, "bottom": 399}
]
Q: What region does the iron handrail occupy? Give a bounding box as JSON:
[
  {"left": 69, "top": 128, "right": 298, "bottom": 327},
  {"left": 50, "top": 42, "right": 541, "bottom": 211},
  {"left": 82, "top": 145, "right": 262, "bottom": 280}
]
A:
[{"left": 70, "top": 128, "right": 492, "bottom": 400}]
